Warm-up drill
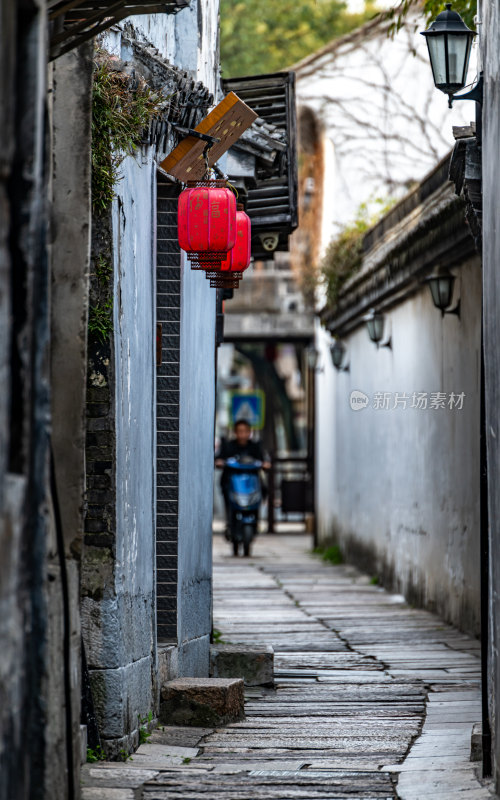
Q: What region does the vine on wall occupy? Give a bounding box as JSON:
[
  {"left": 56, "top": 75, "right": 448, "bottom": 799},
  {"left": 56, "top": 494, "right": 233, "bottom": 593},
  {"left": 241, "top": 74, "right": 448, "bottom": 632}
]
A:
[
  {"left": 321, "top": 199, "right": 396, "bottom": 309},
  {"left": 89, "top": 50, "right": 165, "bottom": 344},
  {"left": 91, "top": 51, "right": 164, "bottom": 214}
]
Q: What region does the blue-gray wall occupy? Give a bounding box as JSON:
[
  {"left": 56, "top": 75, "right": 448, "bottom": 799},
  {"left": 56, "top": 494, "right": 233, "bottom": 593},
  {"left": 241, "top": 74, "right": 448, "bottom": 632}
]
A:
[
  {"left": 83, "top": 153, "right": 157, "bottom": 750},
  {"left": 113, "top": 151, "right": 157, "bottom": 719},
  {"left": 176, "top": 255, "right": 216, "bottom": 675}
]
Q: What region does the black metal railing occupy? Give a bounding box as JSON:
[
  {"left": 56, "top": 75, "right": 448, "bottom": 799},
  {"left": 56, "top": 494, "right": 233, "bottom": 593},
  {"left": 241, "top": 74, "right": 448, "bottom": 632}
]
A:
[{"left": 267, "top": 454, "right": 313, "bottom": 533}]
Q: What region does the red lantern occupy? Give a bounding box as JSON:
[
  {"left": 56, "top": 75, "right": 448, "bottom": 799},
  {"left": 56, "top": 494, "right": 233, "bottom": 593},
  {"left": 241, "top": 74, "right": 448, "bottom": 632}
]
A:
[
  {"left": 177, "top": 180, "right": 237, "bottom": 271},
  {"left": 208, "top": 205, "right": 251, "bottom": 289}
]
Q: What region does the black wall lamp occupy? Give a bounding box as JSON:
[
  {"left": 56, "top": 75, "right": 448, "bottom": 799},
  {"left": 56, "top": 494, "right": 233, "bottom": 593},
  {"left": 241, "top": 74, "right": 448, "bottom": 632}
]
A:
[
  {"left": 364, "top": 308, "right": 392, "bottom": 349},
  {"left": 424, "top": 267, "right": 460, "bottom": 317},
  {"left": 421, "top": 4, "right": 481, "bottom": 108},
  {"left": 305, "top": 345, "right": 324, "bottom": 373},
  {"left": 330, "top": 339, "right": 349, "bottom": 372}
]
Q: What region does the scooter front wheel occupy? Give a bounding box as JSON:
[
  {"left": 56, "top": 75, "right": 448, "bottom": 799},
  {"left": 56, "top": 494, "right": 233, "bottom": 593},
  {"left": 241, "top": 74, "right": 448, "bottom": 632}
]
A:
[{"left": 242, "top": 524, "right": 254, "bottom": 557}]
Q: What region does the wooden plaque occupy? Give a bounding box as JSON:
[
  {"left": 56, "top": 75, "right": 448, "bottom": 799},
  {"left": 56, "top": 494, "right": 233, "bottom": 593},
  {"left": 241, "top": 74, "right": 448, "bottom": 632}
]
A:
[{"left": 160, "top": 92, "right": 258, "bottom": 182}]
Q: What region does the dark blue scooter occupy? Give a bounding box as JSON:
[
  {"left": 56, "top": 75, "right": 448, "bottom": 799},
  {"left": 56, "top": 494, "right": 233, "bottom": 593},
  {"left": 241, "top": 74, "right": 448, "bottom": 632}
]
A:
[{"left": 226, "top": 455, "right": 262, "bottom": 556}]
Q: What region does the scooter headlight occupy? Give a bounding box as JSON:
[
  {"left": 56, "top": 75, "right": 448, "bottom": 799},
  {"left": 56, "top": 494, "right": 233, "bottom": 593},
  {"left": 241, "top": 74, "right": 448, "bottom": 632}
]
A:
[{"left": 233, "top": 492, "right": 252, "bottom": 508}]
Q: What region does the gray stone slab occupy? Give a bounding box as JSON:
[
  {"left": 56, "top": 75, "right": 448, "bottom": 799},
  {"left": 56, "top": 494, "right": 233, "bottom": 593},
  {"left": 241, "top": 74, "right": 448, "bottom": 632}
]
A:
[
  {"left": 97, "top": 534, "right": 493, "bottom": 799},
  {"left": 82, "top": 790, "right": 135, "bottom": 800},
  {"left": 83, "top": 766, "right": 159, "bottom": 788},
  {"left": 149, "top": 726, "right": 213, "bottom": 747}
]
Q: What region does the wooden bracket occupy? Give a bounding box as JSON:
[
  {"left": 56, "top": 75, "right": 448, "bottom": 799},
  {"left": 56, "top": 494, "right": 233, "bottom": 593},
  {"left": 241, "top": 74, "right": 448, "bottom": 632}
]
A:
[{"left": 160, "top": 92, "right": 258, "bottom": 182}]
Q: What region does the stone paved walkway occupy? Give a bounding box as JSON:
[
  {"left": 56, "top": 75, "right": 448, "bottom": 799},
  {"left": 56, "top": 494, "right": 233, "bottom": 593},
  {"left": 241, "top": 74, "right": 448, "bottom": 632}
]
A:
[{"left": 82, "top": 532, "right": 495, "bottom": 800}]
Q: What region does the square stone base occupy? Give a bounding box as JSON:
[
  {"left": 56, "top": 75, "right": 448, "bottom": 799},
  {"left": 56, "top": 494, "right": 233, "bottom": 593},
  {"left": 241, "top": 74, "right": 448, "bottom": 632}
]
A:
[
  {"left": 160, "top": 677, "right": 245, "bottom": 727},
  {"left": 210, "top": 644, "right": 274, "bottom": 686}
]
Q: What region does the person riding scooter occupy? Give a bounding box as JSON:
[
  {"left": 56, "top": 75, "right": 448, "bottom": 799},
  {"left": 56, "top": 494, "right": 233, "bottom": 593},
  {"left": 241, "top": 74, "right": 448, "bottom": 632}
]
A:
[{"left": 215, "top": 419, "right": 270, "bottom": 555}]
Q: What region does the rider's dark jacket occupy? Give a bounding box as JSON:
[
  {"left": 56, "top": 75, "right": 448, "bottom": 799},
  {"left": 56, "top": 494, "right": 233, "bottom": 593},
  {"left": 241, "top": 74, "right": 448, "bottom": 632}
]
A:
[{"left": 215, "top": 439, "right": 265, "bottom": 492}]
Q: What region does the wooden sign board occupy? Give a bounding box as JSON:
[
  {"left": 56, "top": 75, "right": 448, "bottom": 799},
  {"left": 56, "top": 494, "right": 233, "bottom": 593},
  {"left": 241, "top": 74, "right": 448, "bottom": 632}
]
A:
[{"left": 160, "top": 92, "right": 258, "bottom": 182}]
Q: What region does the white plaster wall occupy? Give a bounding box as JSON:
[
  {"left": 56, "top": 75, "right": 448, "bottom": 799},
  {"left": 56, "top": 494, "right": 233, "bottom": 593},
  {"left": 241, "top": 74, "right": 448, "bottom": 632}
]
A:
[
  {"left": 315, "top": 318, "right": 338, "bottom": 527},
  {"left": 196, "top": 0, "right": 220, "bottom": 93},
  {"left": 316, "top": 258, "right": 482, "bottom": 634},
  {"left": 295, "top": 12, "right": 474, "bottom": 234},
  {"left": 128, "top": 0, "right": 220, "bottom": 92},
  {"left": 126, "top": 12, "right": 178, "bottom": 62}
]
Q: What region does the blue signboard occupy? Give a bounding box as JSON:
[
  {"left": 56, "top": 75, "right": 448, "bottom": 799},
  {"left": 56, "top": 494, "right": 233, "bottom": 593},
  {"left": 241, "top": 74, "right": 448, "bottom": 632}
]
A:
[{"left": 230, "top": 391, "right": 265, "bottom": 430}]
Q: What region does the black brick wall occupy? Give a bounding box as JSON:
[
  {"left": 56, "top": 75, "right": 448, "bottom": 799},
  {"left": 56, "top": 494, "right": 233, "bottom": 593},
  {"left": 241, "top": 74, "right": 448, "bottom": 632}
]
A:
[
  {"left": 156, "top": 174, "right": 181, "bottom": 642},
  {"left": 84, "top": 213, "right": 116, "bottom": 560}
]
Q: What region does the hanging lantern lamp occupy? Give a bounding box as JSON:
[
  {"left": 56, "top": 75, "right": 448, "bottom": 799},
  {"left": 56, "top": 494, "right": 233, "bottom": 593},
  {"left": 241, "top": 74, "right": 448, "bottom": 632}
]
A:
[
  {"left": 208, "top": 204, "right": 252, "bottom": 289},
  {"left": 420, "top": 4, "right": 478, "bottom": 108},
  {"left": 177, "top": 180, "right": 237, "bottom": 271}
]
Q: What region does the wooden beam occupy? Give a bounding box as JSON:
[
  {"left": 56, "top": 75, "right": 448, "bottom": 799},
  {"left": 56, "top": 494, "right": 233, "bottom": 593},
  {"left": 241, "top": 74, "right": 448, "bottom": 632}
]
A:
[
  {"left": 49, "top": 0, "right": 82, "bottom": 19},
  {"left": 50, "top": 0, "right": 126, "bottom": 45}
]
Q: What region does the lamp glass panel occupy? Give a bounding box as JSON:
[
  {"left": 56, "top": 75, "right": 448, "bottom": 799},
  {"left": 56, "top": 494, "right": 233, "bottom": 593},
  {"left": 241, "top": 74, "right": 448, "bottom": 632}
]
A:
[
  {"left": 429, "top": 275, "right": 454, "bottom": 310},
  {"left": 367, "top": 315, "right": 384, "bottom": 343},
  {"left": 331, "top": 342, "right": 344, "bottom": 368},
  {"left": 438, "top": 275, "right": 454, "bottom": 308},
  {"left": 429, "top": 278, "right": 442, "bottom": 308},
  {"left": 446, "top": 33, "right": 471, "bottom": 87},
  {"left": 373, "top": 315, "right": 384, "bottom": 342},
  {"left": 426, "top": 34, "right": 448, "bottom": 86}
]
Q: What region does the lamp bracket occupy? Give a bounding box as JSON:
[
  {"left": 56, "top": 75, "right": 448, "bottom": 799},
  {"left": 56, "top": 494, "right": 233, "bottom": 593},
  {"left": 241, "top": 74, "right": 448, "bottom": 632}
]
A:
[
  {"left": 170, "top": 123, "right": 221, "bottom": 145},
  {"left": 449, "top": 74, "right": 483, "bottom": 108},
  {"left": 443, "top": 299, "right": 461, "bottom": 318}
]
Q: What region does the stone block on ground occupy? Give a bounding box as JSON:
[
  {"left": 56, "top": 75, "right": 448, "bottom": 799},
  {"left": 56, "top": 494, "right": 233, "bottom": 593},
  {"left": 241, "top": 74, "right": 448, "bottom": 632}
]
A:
[
  {"left": 80, "top": 724, "right": 88, "bottom": 765},
  {"left": 157, "top": 644, "right": 179, "bottom": 685},
  {"left": 210, "top": 644, "right": 274, "bottom": 686},
  {"left": 159, "top": 677, "right": 245, "bottom": 727},
  {"left": 470, "top": 721, "right": 482, "bottom": 761}
]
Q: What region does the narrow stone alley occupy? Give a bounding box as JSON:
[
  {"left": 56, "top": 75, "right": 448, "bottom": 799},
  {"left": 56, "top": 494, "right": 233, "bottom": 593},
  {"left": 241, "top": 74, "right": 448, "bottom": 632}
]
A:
[{"left": 82, "top": 532, "right": 494, "bottom": 799}]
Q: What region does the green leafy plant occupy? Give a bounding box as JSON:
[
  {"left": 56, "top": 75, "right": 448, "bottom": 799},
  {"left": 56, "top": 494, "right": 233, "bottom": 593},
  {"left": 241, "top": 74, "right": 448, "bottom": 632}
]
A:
[
  {"left": 138, "top": 711, "right": 153, "bottom": 745},
  {"left": 117, "top": 748, "right": 132, "bottom": 762},
  {"left": 313, "top": 544, "right": 344, "bottom": 565},
  {"left": 383, "top": 0, "right": 475, "bottom": 38},
  {"left": 88, "top": 298, "right": 113, "bottom": 343},
  {"left": 212, "top": 628, "right": 226, "bottom": 644},
  {"left": 370, "top": 575, "right": 379, "bottom": 585},
  {"left": 321, "top": 198, "right": 396, "bottom": 309},
  {"left": 92, "top": 52, "right": 165, "bottom": 213},
  {"left": 95, "top": 254, "right": 112, "bottom": 285},
  {"left": 322, "top": 545, "right": 344, "bottom": 565},
  {"left": 182, "top": 756, "right": 192, "bottom": 764},
  {"left": 87, "top": 745, "right": 106, "bottom": 763}
]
